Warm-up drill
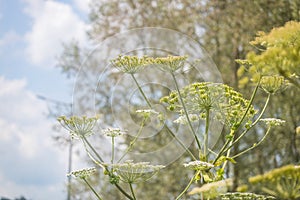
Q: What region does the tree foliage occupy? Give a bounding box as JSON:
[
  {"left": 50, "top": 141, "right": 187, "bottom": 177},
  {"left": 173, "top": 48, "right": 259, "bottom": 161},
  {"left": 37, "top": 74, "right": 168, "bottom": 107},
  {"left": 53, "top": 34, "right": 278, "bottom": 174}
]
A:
[{"left": 238, "top": 21, "right": 300, "bottom": 89}]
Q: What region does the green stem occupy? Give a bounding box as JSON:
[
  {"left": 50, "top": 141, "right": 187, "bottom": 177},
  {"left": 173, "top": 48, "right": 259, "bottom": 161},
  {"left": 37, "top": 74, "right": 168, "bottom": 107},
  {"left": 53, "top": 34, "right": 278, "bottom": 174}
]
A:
[
  {"left": 111, "top": 137, "right": 115, "bottom": 164},
  {"left": 236, "top": 76, "right": 262, "bottom": 129},
  {"left": 171, "top": 73, "right": 202, "bottom": 150},
  {"left": 175, "top": 172, "right": 197, "bottom": 200},
  {"left": 129, "top": 183, "right": 137, "bottom": 200},
  {"left": 232, "top": 126, "right": 271, "bottom": 158},
  {"left": 83, "top": 178, "right": 103, "bottom": 200},
  {"left": 203, "top": 109, "right": 210, "bottom": 160},
  {"left": 118, "top": 118, "right": 146, "bottom": 162},
  {"left": 82, "top": 137, "right": 134, "bottom": 200},
  {"left": 213, "top": 79, "right": 262, "bottom": 164},
  {"left": 130, "top": 70, "right": 197, "bottom": 160},
  {"left": 165, "top": 126, "right": 197, "bottom": 160},
  {"left": 82, "top": 136, "right": 104, "bottom": 163},
  {"left": 115, "top": 183, "right": 134, "bottom": 200},
  {"left": 221, "top": 140, "right": 234, "bottom": 170},
  {"left": 131, "top": 74, "right": 152, "bottom": 108}
]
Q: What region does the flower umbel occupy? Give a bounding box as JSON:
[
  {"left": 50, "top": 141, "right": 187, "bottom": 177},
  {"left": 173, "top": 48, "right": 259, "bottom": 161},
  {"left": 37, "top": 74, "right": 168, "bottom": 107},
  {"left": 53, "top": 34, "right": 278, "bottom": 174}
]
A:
[
  {"left": 161, "top": 82, "right": 256, "bottom": 129},
  {"left": 154, "top": 55, "right": 188, "bottom": 72},
  {"left": 108, "top": 160, "right": 164, "bottom": 183},
  {"left": 260, "top": 75, "right": 286, "bottom": 94},
  {"left": 260, "top": 118, "right": 286, "bottom": 127},
  {"left": 184, "top": 160, "right": 214, "bottom": 171},
  {"left": 57, "top": 116, "right": 99, "bottom": 139},
  {"left": 136, "top": 109, "right": 159, "bottom": 118},
  {"left": 220, "top": 192, "right": 275, "bottom": 200},
  {"left": 174, "top": 114, "right": 199, "bottom": 124},
  {"left": 68, "top": 167, "right": 97, "bottom": 179},
  {"left": 111, "top": 55, "right": 153, "bottom": 74},
  {"left": 103, "top": 128, "right": 126, "bottom": 137}
]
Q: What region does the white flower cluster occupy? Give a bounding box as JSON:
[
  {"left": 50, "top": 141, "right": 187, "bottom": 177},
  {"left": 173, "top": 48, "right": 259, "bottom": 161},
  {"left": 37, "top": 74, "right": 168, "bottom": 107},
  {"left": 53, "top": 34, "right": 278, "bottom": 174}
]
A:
[
  {"left": 103, "top": 128, "right": 126, "bottom": 137},
  {"left": 136, "top": 109, "right": 159, "bottom": 118},
  {"left": 108, "top": 160, "right": 165, "bottom": 183},
  {"left": 260, "top": 118, "right": 286, "bottom": 127},
  {"left": 68, "top": 167, "right": 96, "bottom": 179},
  {"left": 173, "top": 114, "right": 199, "bottom": 124},
  {"left": 57, "top": 116, "right": 99, "bottom": 139},
  {"left": 183, "top": 160, "right": 214, "bottom": 171}
]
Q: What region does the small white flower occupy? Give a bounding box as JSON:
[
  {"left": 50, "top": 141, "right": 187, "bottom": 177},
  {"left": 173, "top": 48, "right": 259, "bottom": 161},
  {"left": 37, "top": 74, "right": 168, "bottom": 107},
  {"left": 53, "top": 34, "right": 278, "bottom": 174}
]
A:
[
  {"left": 174, "top": 114, "right": 199, "bottom": 124},
  {"left": 136, "top": 109, "right": 159, "bottom": 118},
  {"left": 260, "top": 118, "right": 286, "bottom": 126},
  {"left": 103, "top": 128, "right": 126, "bottom": 137},
  {"left": 68, "top": 167, "right": 96, "bottom": 179},
  {"left": 184, "top": 160, "right": 214, "bottom": 171}
]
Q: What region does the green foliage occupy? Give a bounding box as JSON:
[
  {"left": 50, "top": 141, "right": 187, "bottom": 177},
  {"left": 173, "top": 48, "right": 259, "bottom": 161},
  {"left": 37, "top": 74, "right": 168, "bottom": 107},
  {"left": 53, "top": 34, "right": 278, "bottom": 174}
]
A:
[{"left": 238, "top": 21, "right": 300, "bottom": 89}]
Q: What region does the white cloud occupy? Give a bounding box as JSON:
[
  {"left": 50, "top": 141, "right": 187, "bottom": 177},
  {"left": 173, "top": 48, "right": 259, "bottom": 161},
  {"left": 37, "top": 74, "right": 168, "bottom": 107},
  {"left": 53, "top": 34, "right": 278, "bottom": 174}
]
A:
[
  {"left": 23, "top": 0, "right": 88, "bottom": 68},
  {"left": 73, "top": 0, "right": 92, "bottom": 14},
  {"left": 0, "top": 76, "right": 67, "bottom": 200}
]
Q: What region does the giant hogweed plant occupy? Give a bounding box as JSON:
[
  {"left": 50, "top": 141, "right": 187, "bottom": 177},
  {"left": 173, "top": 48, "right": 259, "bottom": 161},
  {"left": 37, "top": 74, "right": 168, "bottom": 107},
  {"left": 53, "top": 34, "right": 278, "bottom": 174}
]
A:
[{"left": 58, "top": 55, "right": 285, "bottom": 200}]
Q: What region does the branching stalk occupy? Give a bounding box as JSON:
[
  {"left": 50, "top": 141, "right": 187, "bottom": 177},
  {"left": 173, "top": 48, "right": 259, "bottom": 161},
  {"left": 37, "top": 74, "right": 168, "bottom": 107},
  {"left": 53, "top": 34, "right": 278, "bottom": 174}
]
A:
[
  {"left": 83, "top": 178, "right": 103, "bottom": 200},
  {"left": 165, "top": 126, "right": 197, "bottom": 160},
  {"left": 115, "top": 183, "right": 134, "bottom": 200},
  {"left": 111, "top": 137, "right": 115, "bottom": 164},
  {"left": 203, "top": 109, "right": 210, "bottom": 160},
  {"left": 223, "top": 93, "right": 271, "bottom": 153},
  {"left": 82, "top": 136, "right": 104, "bottom": 163},
  {"left": 118, "top": 118, "right": 146, "bottom": 162},
  {"left": 131, "top": 74, "right": 152, "bottom": 108},
  {"left": 129, "top": 183, "right": 137, "bottom": 200},
  {"left": 175, "top": 172, "right": 198, "bottom": 200},
  {"left": 171, "top": 73, "right": 202, "bottom": 150},
  {"left": 232, "top": 126, "right": 271, "bottom": 158},
  {"left": 82, "top": 137, "right": 134, "bottom": 200},
  {"left": 130, "top": 73, "right": 197, "bottom": 160},
  {"left": 213, "top": 79, "right": 262, "bottom": 164}
]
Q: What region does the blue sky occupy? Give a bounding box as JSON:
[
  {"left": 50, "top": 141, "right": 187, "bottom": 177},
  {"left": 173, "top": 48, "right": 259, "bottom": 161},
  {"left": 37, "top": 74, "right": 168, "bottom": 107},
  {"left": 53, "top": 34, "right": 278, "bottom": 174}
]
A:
[{"left": 0, "top": 0, "right": 91, "bottom": 199}]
